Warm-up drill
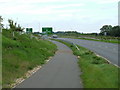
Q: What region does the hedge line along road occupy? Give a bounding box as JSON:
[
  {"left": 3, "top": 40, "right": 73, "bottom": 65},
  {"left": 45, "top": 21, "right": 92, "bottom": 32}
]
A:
[
  {"left": 58, "top": 38, "right": 119, "bottom": 66},
  {"left": 15, "top": 40, "right": 83, "bottom": 88}
]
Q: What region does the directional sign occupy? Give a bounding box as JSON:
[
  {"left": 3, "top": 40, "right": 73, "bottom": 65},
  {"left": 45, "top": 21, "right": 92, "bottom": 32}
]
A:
[
  {"left": 26, "top": 28, "right": 33, "bottom": 34},
  {"left": 42, "top": 27, "right": 53, "bottom": 35}
]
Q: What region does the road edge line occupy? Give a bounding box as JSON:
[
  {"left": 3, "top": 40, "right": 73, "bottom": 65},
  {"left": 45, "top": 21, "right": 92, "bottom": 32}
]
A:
[{"left": 95, "top": 53, "right": 119, "bottom": 68}]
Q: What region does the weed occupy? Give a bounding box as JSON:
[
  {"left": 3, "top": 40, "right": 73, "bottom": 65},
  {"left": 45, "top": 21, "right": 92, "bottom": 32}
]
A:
[
  {"left": 2, "top": 30, "right": 57, "bottom": 88},
  {"left": 53, "top": 39, "right": 119, "bottom": 88}
]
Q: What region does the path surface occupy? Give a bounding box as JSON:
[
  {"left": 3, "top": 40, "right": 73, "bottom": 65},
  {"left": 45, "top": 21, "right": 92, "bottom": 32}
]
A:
[
  {"left": 58, "top": 38, "right": 119, "bottom": 66},
  {"left": 15, "top": 40, "right": 82, "bottom": 88}
]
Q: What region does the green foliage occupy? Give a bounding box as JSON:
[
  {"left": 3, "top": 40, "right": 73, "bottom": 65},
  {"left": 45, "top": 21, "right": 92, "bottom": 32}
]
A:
[
  {"left": 2, "top": 30, "right": 57, "bottom": 88},
  {"left": 8, "top": 19, "right": 24, "bottom": 32},
  {"left": 57, "top": 35, "right": 120, "bottom": 44},
  {"left": 100, "top": 25, "right": 120, "bottom": 37},
  {"left": 0, "top": 16, "right": 4, "bottom": 29},
  {"left": 100, "top": 25, "right": 112, "bottom": 34},
  {"left": 110, "top": 26, "right": 120, "bottom": 37},
  {"left": 8, "top": 19, "right": 16, "bottom": 31},
  {"left": 53, "top": 39, "right": 119, "bottom": 88}
]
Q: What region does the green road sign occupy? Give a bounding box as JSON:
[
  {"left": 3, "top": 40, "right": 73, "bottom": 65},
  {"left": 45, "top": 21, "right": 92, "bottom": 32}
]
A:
[
  {"left": 42, "top": 27, "right": 53, "bottom": 35},
  {"left": 26, "top": 28, "right": 33, "bottom": 34}
]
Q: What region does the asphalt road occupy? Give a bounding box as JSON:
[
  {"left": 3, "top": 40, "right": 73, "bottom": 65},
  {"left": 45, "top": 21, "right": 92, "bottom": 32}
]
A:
[
  {"left": 15, "top": 40, "right": 83, "bottom": 88},
  {"left": 58, "top": 38, "right": 119, "bottom": 66}
]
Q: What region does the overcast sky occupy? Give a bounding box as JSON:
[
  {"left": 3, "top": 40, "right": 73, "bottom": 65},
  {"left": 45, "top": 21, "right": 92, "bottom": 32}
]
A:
[{"left": 0, "top": 0, "right": 119, "bottom": 33}]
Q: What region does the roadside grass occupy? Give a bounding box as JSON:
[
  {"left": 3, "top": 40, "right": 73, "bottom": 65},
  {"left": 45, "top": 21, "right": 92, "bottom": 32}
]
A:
[
  {"left": 58, "top": 36, "right": 120, "bottom": 44},
  {"left": 52, "top": 39, "right": 119, "bottom": 88},
  {"left": 2, "top": 30, "right": 57, "bottom": 88},
  {"left": 76, "top": 37, "right": 119, "bottom": 44}
]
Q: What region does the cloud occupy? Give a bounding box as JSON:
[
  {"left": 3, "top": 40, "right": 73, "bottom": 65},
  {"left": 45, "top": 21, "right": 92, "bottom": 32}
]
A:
[
  {"left": 86, "top": 0, "right": 119, "bottom": 4},
  {"left": 0, "top": 0, "right": 84, "bottom": 15},
  {"left": 0, "top": 0, "right": 118, "bottom": 33},
  {"left": 0, "top": 0, "right": 59, "bottom": 3}
]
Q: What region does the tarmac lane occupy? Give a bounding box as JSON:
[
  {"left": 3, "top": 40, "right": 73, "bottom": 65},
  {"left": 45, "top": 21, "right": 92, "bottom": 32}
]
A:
[{"left": 15, "top": 40, "right": 83, "bottom": 88}]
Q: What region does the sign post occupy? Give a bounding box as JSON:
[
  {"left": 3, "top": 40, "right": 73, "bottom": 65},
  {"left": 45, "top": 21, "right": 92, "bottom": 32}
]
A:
[{"left": 26, "top": 28, "right": 33, "bottom": 34}]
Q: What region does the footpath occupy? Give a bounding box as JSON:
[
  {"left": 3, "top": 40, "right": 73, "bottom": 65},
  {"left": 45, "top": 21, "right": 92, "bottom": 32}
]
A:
[{"left": 15, "top": 40, "right": 83, "bottom": 88}]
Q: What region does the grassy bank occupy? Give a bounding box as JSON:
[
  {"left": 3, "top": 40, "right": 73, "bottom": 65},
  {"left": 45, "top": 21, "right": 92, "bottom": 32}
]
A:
[
  {"left": 2, "top": 30, "right": 57, "bottom": 88},
  {"left": 52, "top": 39, "right": 119, "bottom": 88}
]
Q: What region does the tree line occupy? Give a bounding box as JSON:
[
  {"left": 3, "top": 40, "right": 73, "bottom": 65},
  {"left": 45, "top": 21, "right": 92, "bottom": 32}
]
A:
[
  {"left": 100, "top": 25, "right": 120, "bottom": 37},
  {"left": 1, "top": 16, "right": 120, "bottom": 37}
]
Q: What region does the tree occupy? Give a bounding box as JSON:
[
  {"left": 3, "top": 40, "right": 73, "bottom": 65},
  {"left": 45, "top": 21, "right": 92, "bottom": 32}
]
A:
[
  {"left": 100, "top": 25, "right": 112, "bottom": 35},
  {"left": 8, "top": 19, "right": 24, "bottom": 36},
  {"left": 0, "top": 16, "right": 4, "bottom": 32},
  {"left": 8, "top": 19, "right": 16, "bottom": 37},
  {"left": 16, "top": 24, "right": 24, "bottom": 35},
  {"left": 110, "top": 26, "right": 120, "bottom": 37},
  {"left": 100, "top": 25, "right": 120, "bottom": 37},
  {"left": 8, "top": 19, "right": 16, "bottom": 30}
]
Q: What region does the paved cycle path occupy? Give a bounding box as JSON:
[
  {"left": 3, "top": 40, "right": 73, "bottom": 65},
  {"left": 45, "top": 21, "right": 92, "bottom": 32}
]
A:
[{"left": 16, "top": 40, "right": 83, "bottom": 88}]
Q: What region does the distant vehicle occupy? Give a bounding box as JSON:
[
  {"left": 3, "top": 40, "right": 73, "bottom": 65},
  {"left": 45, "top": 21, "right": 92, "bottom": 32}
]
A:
[
  {"left": 42, "top": 35, "right": 48, "bottom": 39},
  {"left": 52, "top": 35, "right": 58, "bottom": 38}
]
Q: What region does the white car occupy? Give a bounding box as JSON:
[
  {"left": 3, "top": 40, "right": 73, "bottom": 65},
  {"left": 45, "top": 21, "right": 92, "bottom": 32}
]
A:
[{"left": 52, "top": 35, "right": 58, "bottom": 38}]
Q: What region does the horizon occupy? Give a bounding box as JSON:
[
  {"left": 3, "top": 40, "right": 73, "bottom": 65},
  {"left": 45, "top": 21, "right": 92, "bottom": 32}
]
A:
[{"left": 1, "top": 0, "right": 118, "bottom": 33}]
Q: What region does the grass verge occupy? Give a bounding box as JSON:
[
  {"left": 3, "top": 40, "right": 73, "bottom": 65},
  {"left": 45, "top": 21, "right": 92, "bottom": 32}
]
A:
[
  {"left": 2, "top": 30, "right": 57, "bottom": 88},
  {"left": 58, "top": 36, "right": 120, "bottom": 44},
  {"left": 76, "top": 37, "right": 119, "bottom": 44},
  {"left": 52, "top": 39, "right": 119, "bottom": 88}
]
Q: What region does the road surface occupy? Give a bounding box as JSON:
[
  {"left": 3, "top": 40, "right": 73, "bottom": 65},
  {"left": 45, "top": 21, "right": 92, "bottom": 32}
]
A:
[
  {"left": 58, "top": 38, "right": 119, "bottom": 66},
  {"left": 15, "top": 40, "right": 83, "bottom": 88}
]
